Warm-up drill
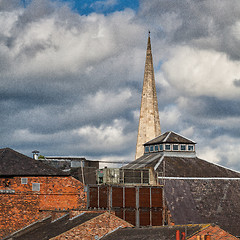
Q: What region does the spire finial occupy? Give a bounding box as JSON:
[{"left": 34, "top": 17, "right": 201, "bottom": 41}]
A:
[{"left": 148, "top": 30, "right": 150, "bottom": 37}]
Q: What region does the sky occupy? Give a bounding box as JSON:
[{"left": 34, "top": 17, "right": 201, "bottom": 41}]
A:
[{"left": 1, "top": 0, "right": 240, "bottom": 171}]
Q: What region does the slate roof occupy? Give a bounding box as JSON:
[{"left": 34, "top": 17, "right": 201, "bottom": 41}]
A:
[
  {"left": 0, "top": 148, "right": 68, "bottom": 176},
  {"left": 144, "top": 131, "right": 196, "bottom": 145},
  {"left": 102, "top": 224, "right": 209, "bottom": 240},
  {"left": 3, "top": 212, "right": 101, "bottom": 240},
  {"left": 164, "top": 179, "right": 240, "bottom": 236},
  {"left": 123, "top": 153, "right": 240, "bottom": 178}
]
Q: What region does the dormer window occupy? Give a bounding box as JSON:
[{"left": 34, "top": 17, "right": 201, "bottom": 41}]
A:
[
  {"left": 145, "top": 146, "right": 149, "bottom": 153},
  {"left": 159, "top": 144, "right": 163, "bottom": 151},
  {"left": 188, "top": 145, "right": 194, "bottom": 151},
  {"left": 181, "top": 145, "right": 186, "bottom": 151},
  {"left": 150, "top": 146, "right": 154, "bottom": 152},
  {"left": 154, "top": 145, "right": 159, "bottom": 152},
  {"left": 165, "top": 144, "right": 171, "bottom": 151},
  {"left": 173, "top": 144, "right": 178, "bottom": 151}
]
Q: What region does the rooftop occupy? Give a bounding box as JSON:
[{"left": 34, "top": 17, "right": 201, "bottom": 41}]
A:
[
  {"left": 144, "top": 131, "right": 196, "bottom": 145},
  {"left": 0, "top": 148, "right": 68, "bottom": 176}
]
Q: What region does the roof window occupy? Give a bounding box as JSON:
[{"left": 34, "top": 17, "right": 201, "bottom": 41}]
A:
[
  {"left": 173, "top": 144, "right": 178, "bottom": 151},
  {"left": 165, "top": 144, "right": 171, "bottom": 151},
  {"left": 145, "top": 146, "right": 149, "bottom": 153},
  {"left": 188, "top": 145, "right": 194, "bottom": 151}
]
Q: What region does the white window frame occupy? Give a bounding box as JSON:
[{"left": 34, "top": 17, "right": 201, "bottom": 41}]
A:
[
  {"left": 188, "top": 145, "right": 194, "bottom": 151},
  {"left": 180, "top": 144, "right": 186, "bottom": 151},
  {"left": 21, "top": 178, "right": 28, "bottom": 184},
  {"left": 154, "top": 145, "right": 159, "bottom": 152},
  {"left": 165, "top": 144, "right": 171, "bottom": 151},
  {"left": 32, "top": 183, "right": 40, "bottom": 191},
  {"left": 173, "top": 144, "right": 179, "bottom": 151},
  {"left": 159, "top": 144, "right": 163, "bottom": 151},
  {"left": 150, "top": 145, "right": 154, "bottom": 152},
  {"left": 145, "top": 146, "right": 149, "bottom": 153}
]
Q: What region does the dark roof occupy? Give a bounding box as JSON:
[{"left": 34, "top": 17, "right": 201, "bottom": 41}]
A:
[
  {"left": 164, "top": 179, "right": 240, "bottom": 236},
  {"left": 123, "top": 153, "right": 240, "bottom": 178},
  {"left": 102, "top": 224, "right": 209, "bottom": 240},
  {"left": 144, "top": 131, "right": 196, "bottom": 145},
  {"left": 0, "top": 148, "right": 68, "bottom": 176},
  {"left": 3, "top": 212, "right": 101, "bottom": 240},
  {"left": 158, "top": 156, "right": 240, "bottom": 178}
]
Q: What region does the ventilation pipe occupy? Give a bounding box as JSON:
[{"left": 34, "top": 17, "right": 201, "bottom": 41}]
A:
[{"left": 32, "top": 150, "right": 39, "bottom": 160}]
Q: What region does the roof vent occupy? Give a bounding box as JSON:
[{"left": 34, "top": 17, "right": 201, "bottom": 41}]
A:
[{"left": 32, "top": 150, "right": 40, "bottom": 160}]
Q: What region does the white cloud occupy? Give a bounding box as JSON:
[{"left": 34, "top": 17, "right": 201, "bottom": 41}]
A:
[{"left": 162, "top": 46, "right": 240, "bottom": 99}]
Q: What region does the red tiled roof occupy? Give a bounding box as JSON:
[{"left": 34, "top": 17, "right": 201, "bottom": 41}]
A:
[{"left": 188, "top": 225, "right": 238, "bottom": 240}]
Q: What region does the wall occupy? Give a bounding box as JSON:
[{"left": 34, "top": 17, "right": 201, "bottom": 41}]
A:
[
  {"left": 50, "top": 212, "right": 133, "bottom": 240},
  {"left": 0, "top": 176, "right": 86, "bottom": 238}
]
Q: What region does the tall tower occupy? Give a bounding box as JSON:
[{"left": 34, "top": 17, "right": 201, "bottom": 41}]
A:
[{"left": 135, "top": 32, "right": 161, "bottom": 159}]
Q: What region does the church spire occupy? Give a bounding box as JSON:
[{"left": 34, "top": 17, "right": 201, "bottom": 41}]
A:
[{"left": 135, "top": 33, "right": 161, "bottom": 159}]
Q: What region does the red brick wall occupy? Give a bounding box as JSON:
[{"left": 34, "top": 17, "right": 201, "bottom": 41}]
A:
[
  {"left": 0, "top": 176, "right": 87, "bottom": 238},
  {"left": 51, "top": 212, "right": 133, "bottom": 240}
]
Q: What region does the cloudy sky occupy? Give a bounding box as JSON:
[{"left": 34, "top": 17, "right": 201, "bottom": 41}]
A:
[{"left": 1, "top": 0, "right": 240, "bottom": 171}]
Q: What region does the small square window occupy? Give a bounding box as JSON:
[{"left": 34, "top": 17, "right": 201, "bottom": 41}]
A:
[
  {"left": 150, "top": 146, "right": 154, "bottom": 152},
  {"left": 154, "top": 145, "right": 159, "bottom": 151},
  {"left": 165, "top": 144, "right": 171, "bottom": 151},
  {"left": 173, "top": 144, "right": 178, "bottom": 151},
  {"left": 181, "top": 145, "right": 186, "bottom": 151},
  {"left": 188, "top": 145, "right": 194, "bottom": 151},
  {"left": 145, "top": 146, "right": 149, "bottom": 153},
  {"left": 32, "top": 183, "right": 40, "bottom": 191},
  {"left": 159, "top": 144, "right": 163, "bottom": 151},
  {"left": 21, "top": 178, "right": 28, "bottom": 184}
]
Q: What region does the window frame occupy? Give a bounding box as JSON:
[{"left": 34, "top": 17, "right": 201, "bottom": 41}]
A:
[{"left": 32, "top": 183, "right": 40, "bottom": 192}]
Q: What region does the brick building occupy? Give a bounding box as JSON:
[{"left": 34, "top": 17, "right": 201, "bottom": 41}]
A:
[
  {"left": 4, "top": 211, "right": 133, "bottom": 240},
  {"left": 0, "top": 148, "right": 87, "bottom": 238}
]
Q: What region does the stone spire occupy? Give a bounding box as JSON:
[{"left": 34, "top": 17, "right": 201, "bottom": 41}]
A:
[{"left": 135, "top": 32, "right": 161, "bottom": 159}]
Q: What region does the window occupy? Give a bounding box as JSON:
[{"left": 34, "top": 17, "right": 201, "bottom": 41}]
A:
[
  {"left": 188, "top": 145, "right": 194, "bottom": 151},
  {"left": 154, "top": 145, "right": 159, "bottom": 152},
  {"left": 181, "top": 145, "right": 186, "bottom": 151},
  {"left": 150, "top": 146, "right": 154, "bottom": 152},
  {"left": 21, "top": 178, "right": 28, "bottom": 184},
  {"left": 159, "top": 144, "right": 163, "bottom": 151},
  {"left": 32, "top": 183, "right": 40, "bottom": 191},
  {"left": 145, "top": 146, "right": 149, "bottom": 153},
  {"left": 165, "top": 144, "right": 171, "bottom": 151},
  {"left": 173, "top": 144, "right": 178, "bottom": 151}
]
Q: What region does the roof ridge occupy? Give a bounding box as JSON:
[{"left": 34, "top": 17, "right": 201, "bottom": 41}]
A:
[
  {"left": 163, "top": 131, "right": 171, "bottom": 142},
  {"left": 171, "top": 131, "right": 196, "bottom": 144},
  {"left": 186, "top": 224, "right": 211, "bottom": 239},
  {"left": 197, "top": 157, "right": 240, "bottom": 176}
]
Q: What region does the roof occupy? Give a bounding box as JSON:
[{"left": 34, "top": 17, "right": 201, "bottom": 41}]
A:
[
  {"left": 102, "top": 224, "right": 209, "bottom": 240},
  {"left": 0, "top": 148, "right": 68, "bottom": 176},
  {"left": 3, "top": 212, "right": 101, "bottom": 240},
  {"left": 188, "top": 224, "right": 239, "bottom": 240},
  {"left": 123, "top": 153, "right": 240, "bottom": 178},
  {"left": 164, "top": 179, "right": 240, "bottom": 236},
  {"left": 144, "top": 131, "right": 196, "bottom": 145}
]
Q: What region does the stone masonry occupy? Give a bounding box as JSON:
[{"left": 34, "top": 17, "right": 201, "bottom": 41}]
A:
[{"left": 135, "top": 33, "right": 161, "bottom": 159}]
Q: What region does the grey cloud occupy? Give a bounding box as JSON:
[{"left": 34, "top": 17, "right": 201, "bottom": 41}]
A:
[
  {"left": 138, "top": 0, "right": 240, "bottom": 60},
  {"left": 234, "top": 79, "right": 240, "bottom": 87}
]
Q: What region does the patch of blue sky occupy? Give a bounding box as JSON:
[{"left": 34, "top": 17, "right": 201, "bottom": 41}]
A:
[{"left": 59, "top": 0, "right": 139, "bottom": 15}]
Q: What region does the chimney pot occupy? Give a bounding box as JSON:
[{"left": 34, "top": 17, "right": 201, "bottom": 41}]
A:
[{"left": 176, "top": 230, "right": 180, "bottom": 240}]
